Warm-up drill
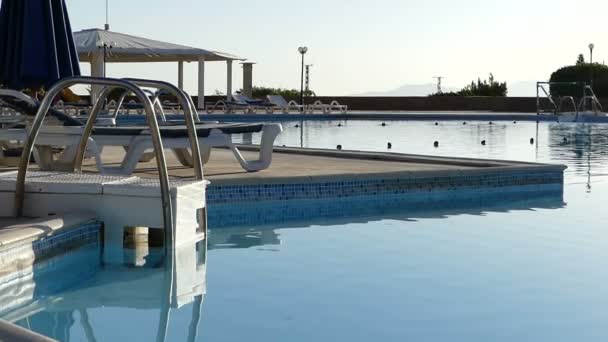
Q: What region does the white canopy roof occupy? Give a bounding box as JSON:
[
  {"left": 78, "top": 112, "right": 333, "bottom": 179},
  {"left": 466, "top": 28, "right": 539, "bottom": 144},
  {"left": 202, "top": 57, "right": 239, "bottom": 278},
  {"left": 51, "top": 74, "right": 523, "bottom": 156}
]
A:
[{"left": 74, "top": 28, "right": 243, "bottom": 63}]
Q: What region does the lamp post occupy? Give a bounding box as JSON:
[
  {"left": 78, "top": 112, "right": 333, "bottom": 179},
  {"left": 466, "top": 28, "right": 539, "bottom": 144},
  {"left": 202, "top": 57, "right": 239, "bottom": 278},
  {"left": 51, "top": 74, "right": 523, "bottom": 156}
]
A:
[
  {"left": 589, "top": 43, "right": 595, "bottom": 87},
  {"left": 105, "top": 0, "right": 110, "bottom": 30},
  {"left": 298, "top": 46, "right": 308, "bottom": 106}
]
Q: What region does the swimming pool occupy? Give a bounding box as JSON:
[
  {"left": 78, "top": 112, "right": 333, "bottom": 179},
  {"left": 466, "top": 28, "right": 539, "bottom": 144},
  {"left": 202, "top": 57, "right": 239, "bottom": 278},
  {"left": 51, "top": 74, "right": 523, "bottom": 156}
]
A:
[{"left": 4, "top": 120, "right": 608, "bottom": 341}]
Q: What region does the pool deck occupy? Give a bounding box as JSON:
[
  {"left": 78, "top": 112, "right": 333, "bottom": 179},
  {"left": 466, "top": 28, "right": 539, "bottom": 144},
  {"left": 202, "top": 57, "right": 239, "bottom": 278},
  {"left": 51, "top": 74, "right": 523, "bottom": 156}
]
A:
[
  {"left": 0, "top": 145, "right": 566, "bottom": 228},
  {"left": 66, "top": 145, "right": 561, "bottom": 183},
  {"left": 0, "top": 145, "right": 566, "bottom": 183}
]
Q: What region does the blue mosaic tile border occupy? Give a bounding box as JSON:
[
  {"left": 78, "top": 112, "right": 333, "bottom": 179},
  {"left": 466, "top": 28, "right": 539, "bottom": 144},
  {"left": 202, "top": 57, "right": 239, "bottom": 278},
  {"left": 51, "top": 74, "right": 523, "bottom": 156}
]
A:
[
  {"left": 207, "top": 170, "right": 563, "bottom": 205},
  {"left": 208, "top": 182, "right": 564, "bottom": 228},
  {"left": 0, "top": 221, "right": 101, "bottom": 267},
  {"left": 0, "top": 242, "right": 101, "bottom": 316}
]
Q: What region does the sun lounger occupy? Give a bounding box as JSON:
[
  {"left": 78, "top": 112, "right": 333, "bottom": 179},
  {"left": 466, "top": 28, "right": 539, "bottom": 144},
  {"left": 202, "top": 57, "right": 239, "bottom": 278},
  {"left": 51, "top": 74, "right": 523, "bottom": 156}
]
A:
[
  {"left": 90, "top": 122, "right": 283, "bottom": 174},
  {"left": 206, "top": 97, "right": 253, "bottom": 114},
  {"left": 0, "top": 121, "right": 282, "bottom": 174},
  {"left": 0, "top": 90, "right": 103, "bottom": 169},
  {"left": 266, "top": 95, "right": 307, "bottom": 113},
  {"left": 0, "top": 88, "right": 283, "bottom": 173},
  {"left": 308, "top": 100, "right": 348, "bottom": 114},
  {"left": 232, "top": 94, "right": 276, "bottom": 114},
  {"left": 206, "top": 94, "right": 277, "bottom": 114}
]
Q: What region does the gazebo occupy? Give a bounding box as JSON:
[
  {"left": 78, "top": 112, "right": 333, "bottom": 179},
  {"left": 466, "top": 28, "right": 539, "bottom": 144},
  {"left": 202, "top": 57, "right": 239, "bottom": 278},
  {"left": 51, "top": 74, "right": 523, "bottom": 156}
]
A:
[{"left": 73, "top": 28, "right": 245, "bottom": 108}]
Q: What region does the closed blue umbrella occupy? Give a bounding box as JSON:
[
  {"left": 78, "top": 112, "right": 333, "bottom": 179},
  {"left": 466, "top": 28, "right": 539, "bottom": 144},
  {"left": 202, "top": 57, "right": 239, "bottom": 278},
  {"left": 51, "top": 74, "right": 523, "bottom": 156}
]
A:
[{"left": 0, "top": 0, "right": 80, "bottom": 90}]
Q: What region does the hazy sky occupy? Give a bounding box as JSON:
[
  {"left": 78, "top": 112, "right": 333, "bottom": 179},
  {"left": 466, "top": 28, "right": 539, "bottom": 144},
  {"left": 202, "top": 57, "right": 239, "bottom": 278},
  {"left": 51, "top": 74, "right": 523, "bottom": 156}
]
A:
[{"left": 62, "top": 0, "right": 608, "bottom": 95}]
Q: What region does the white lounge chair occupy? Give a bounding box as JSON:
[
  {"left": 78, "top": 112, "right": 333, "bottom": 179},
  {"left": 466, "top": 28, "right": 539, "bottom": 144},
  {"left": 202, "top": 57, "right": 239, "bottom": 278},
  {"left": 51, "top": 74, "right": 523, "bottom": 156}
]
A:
[
  {"left": 266, "top": 95, "right": 307, "bottom": 113},
  {"left": 0, "top": 90, "right": 101, "bottom": 169},
  {"left": 89, "top": 123, "right": 283, "bottom": 175},
  {"left": 0, "top": 90, "right": 283, "bottom": 174},
  {"left": 232, "top": 94, "right": 276, "bottom": 114},
  {"left": 0, "top": 122, "right": 283, "bottom": 174},
  {"left": 206, "top": 96, "right": 253, "bottom": 114},
  {"left": 308, "top": 100, "right": 348, "bottom": 114}
]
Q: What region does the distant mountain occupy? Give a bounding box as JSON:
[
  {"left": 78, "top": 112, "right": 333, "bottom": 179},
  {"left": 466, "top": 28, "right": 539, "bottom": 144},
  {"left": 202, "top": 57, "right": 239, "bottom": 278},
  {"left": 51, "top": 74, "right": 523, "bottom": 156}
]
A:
[
  {"left": 354, "top": 81, "right": 539, "bottom": 97},
  {"left": 353, "top": 83, "right": 457, "bottom": 97}
]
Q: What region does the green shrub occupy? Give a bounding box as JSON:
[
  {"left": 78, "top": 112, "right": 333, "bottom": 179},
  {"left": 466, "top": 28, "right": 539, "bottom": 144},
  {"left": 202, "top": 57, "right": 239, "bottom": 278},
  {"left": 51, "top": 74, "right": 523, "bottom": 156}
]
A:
[
  {"left": 549, "top": 63, "right": 608, "bottom": 97},
  {"left": 430, "top": 74, "right": 507, "bottom": 97},
  {"left": 240, "top": 86, "right": 315, "bottom": 99}
]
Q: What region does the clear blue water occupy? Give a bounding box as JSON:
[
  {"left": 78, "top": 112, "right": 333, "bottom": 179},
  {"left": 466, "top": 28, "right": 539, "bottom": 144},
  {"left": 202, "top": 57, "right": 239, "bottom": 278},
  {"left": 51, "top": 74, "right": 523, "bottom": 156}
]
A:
[{"left": 5, "top": 120, "right": 608, "bottom": 341}]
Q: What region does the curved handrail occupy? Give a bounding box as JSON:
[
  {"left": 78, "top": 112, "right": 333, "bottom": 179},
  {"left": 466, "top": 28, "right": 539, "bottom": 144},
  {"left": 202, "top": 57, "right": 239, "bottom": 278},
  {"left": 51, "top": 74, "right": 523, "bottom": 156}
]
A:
[
  {"left": 15, "top": 77, "right": 174, "bottom": 252},
  {"left": 578, "top": 86, "right": 603, "bottom": 114},
  {"left": 111, "top": 89, "right": 167, "bottom": 122},
  {"left": 111, "top": 89, "right": 128, "bottom": 119},
  {"left": 556, "top": 96, "right": 578, "bottom": 120},
  {"left": 144, "top": 89, "right": 167, "bottom": 122}
]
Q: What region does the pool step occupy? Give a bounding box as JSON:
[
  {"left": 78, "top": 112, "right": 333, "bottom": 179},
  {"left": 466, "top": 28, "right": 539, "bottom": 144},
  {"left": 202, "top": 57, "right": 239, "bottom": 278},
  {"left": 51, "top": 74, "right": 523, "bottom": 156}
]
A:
[
  {"left": 0, "top": 171, "right": 207, "bottom": 263},
  {"left": 0, "top": 212, "right": 99, "bottom": 278}
]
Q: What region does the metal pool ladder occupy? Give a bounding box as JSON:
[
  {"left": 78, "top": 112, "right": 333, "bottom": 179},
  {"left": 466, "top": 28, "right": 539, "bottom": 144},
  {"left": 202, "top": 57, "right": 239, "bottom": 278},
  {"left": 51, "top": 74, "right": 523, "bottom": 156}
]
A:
[
  {"left": 536, "top": 81, "right": 604, "bottom": 121},
  {"left": 13, "top": 76, "right": 204, "bottom": 253}
]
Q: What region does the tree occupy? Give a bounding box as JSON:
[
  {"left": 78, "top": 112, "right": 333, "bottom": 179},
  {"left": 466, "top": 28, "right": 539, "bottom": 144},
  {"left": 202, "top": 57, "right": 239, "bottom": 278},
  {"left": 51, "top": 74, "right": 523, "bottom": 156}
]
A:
[
  {"left": 430, "top": 74, "right": 507, "bottom": 97},
  {"left": 576, "top": 54, "right": 586, "bottom": 65},
  {"left": 236, "top": 86, "right": 315, "bottom": 99},
  {"left": 549, "top": 63, "right": 608, "bottom": 97}
]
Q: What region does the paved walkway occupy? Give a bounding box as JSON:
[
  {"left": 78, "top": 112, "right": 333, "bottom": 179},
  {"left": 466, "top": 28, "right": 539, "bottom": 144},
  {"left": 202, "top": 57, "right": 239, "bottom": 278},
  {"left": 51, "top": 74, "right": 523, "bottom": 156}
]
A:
[{"left": 76, "top": 146, "right": 477, "bottom": 182}]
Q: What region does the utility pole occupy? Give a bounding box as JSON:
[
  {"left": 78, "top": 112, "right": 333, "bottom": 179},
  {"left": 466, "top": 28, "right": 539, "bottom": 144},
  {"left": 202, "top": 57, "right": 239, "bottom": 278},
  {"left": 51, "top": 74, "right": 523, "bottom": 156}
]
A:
[
  {"left": 305, "top": 64, "right": 313, "bottom": 92},
  {"left": 433, "top": 76, "right": 444, "bottom": 94}
]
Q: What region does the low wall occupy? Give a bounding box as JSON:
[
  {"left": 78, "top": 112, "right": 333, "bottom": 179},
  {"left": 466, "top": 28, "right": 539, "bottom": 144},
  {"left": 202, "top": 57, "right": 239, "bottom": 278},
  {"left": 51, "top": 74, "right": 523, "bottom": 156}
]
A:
[
  {"left": 107, "top": 95, "right": 608, "bottom": 113},
  {"left": 194, "top": 95, "right": 608, "bottom": 112}
]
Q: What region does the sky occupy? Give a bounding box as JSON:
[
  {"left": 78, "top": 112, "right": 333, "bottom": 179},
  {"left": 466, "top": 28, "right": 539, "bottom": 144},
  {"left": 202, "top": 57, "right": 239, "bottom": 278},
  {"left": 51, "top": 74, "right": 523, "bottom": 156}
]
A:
[{"left": 60, "top": 0, "right": 608, "bottom": 96}]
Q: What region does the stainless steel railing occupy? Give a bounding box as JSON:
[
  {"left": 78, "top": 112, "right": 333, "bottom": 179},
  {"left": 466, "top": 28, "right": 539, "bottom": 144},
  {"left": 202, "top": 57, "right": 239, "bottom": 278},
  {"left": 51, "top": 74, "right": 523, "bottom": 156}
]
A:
[
  {"left": 110, "top": 89, "right": 166, "bottom": 121},
  {"left": 14, "top": 76, "right": 175, "bottom": 250},
  {"left": 80, "top": 78, "right": 204, "bottom": 180},
  {"left": 557, "top": 96, "right": 578, "bottom": 117},
  {"left": 577, "top": 85, "right": 604, "bottom": 114}
]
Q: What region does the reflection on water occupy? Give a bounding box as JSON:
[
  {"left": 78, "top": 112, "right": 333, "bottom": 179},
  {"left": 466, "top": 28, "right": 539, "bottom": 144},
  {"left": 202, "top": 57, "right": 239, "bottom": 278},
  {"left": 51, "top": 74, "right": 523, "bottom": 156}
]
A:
[
  {"left": 209, "top": 192, "right": 564, "bottom": 250},
  {"left": 237, "top": 120, "right": 608, "bottom": 185},
  {"left": 7, "top": 120, "right": 608, "bottom": 341},
  {"left": 0, "top": 239, "right": 207, "bottom": 342}
]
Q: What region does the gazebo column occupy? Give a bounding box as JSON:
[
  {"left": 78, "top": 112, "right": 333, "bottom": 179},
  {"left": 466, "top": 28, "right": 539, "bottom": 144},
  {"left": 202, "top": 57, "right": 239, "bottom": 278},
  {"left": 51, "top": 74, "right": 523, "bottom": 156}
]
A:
[
  {"left": 178, "top": 61, "right": 184, "bottom": 90},
  {"left": 197, "top": 57, "right": 206, "bottom": 110},
  {"left": 241, "top": 62, "right": 255, "bottom": 98},
  {"left": 226, "top": 60, "right": 233, "bottom": 100},
  {"left": 90, "top": 50, "right": 105, "bottom": 105}
]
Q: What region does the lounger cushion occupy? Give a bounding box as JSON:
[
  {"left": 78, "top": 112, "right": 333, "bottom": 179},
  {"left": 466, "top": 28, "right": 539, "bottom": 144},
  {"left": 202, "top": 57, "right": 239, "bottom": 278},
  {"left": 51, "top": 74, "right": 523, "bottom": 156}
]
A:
[
  {"left": 0, "top": 96, "right": 82, "bottom": 126},
  {"left": 92, "top": 123, "right": 264, "bottom": 138}
]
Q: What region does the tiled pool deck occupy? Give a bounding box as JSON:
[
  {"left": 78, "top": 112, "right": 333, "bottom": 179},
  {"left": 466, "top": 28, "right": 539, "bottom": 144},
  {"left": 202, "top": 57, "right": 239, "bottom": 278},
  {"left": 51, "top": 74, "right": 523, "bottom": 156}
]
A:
[
  {"left": 0, "top": 146, "right": 565, "bottom": 228},
  {"left": 73, "top": 146, "right": 566, "bottom": 206}
]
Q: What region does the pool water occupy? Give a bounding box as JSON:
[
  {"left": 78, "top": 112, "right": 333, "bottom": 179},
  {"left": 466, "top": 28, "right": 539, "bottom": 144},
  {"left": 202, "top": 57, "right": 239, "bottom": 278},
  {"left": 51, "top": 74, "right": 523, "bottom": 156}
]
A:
[{"left": 6, "top": 120, "right": 608, "bottom": 341}]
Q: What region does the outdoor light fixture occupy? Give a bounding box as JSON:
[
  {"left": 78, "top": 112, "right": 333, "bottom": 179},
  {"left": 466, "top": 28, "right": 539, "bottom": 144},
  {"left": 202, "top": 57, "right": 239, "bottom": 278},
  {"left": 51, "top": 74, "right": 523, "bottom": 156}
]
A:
[
  {"left": 105, "top": 0, "right": 110, "bottom": 30},
  {"left": 298, "top": 46, "right": 308, "bottom": 106}
]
